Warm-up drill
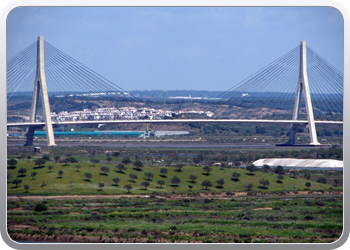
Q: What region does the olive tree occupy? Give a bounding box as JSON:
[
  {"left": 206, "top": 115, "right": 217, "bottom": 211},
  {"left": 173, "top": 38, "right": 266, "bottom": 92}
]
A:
[
  {"left": 157, "top": 180, "right": 166, "bottom": 188},
  {"left": 259, "top": 179, "right": 270, "bottom": 189},
  {"left": 124, "top": 184, "right": 133, "bottom": 193},
  {"left": 203, "top": 166, "right": 212, "bottom": 175},
  {"left": 112, "top": 177, "right": 121, "bottom": 186},
  {"left": 98, "top": 182, "right": 105, "bottom": 191},
  {"left": 170, "top": 176, "right": 181, "bottom": 187},
  {"left": 189, "top": 174, "right": 198, "bottom": 183},
  {"left": 160, "top": 168, "right": 168, "bottom": 177},
  {"left": 201, "top": 180, "right": 213, "bottom": 190},
  {"left": 141, "top": 181, "right": 150, "bottom": 190}
]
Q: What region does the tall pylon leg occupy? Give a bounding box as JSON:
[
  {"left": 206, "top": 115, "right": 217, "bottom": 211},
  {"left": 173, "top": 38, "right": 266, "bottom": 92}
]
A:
[
  {"left": 287, "top": 41, "right": 320, "bottom": 145},
  {"left": 24, "top": 36, "right": 56, "bottom": 146}
]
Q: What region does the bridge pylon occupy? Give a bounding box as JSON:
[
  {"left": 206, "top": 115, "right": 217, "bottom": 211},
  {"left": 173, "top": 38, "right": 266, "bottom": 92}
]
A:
[
  {"left": 287, "top": 41, "right": 320, "bottom": 145},
  {"left": 24, "top": 36, "right": 56, "bottom": 146}
]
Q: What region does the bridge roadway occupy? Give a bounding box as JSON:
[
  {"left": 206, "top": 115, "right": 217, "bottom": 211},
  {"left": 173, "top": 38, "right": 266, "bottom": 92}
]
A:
[{"left": 7, "top": 119, "right": 343, "bottom": 127}]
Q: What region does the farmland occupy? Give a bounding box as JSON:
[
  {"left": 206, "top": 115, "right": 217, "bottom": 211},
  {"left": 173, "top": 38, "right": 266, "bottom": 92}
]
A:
[
  {"left": 7, "top": 194, "right": 343, "bottom": 243},
  {"left": 7, "top": 146, "right": 343, "bottom": 243}
]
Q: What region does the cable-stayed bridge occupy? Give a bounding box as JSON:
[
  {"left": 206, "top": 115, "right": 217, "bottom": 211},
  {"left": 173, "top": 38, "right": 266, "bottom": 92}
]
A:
[{"left": 7, "top": 36, "right": 343, "bottom": 146}]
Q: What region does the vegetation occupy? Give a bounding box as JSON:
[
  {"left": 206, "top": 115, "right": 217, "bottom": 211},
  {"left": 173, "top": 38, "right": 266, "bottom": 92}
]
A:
[
  {"left": 6, "top": 145, "right": 343, "bottom": 243},
  {"left": 6, "top": 157, "right": 342, "bottom": 196},
  {"left": 7, "top": 193, "right": 343, "bottom": 243}
]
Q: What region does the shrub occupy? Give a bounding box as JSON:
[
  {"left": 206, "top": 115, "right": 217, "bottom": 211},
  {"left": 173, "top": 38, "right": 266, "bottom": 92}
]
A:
[
  {"left": 305, "top": 215, "right": 314, "bottom": 220},
  {"left": 274, "top": 165, "right": 285, "bottom": 175},
  {"left": 34, "top": 202, "right": 48, "bottom": 212}
]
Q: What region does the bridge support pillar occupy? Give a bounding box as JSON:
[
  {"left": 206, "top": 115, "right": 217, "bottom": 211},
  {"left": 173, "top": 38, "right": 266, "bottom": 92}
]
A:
[
  {"left": 287, "top": 41, "right": 320, "bottom": 145},
  {"left": 25, "top": 36, "right": 56, "bottom": 146},
  {"left": 24, "top": 125, "right": 44, "bottom": 146}
]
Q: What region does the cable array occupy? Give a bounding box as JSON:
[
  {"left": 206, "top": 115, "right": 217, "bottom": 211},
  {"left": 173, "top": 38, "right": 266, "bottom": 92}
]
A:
[
  {"left": 7, "top": 40, "right": 343, "bottom": 123},
  {"left": 7, "top": 40, "right": 143, "bottom": 123},
  {"left": 215, "top": 45, "right": 343, "bottom": 121},
  {"left": 307, "top": 46, "right": 343, "bottom": 121}
]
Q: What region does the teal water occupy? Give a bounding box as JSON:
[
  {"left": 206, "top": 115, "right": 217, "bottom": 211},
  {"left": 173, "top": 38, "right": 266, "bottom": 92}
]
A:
[{"left": 34, "top": 131, "right": 144, "bottom": 137}]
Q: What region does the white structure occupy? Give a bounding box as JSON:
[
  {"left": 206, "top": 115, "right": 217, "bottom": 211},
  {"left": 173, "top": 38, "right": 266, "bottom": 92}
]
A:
[
  {"left": 253, "top": 158, "right": 343, "bottom": 169},
  {"left": 287, "top": 41, "right": 320, "bottom": 145},
  {"left": 25, "top": 36, "right": 56, "bottom": 146}
]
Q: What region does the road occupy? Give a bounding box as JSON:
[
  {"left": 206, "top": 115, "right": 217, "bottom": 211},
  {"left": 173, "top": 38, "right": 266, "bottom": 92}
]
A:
[{"left": 7, "top": 140, "right": 328, "bottom": 149}]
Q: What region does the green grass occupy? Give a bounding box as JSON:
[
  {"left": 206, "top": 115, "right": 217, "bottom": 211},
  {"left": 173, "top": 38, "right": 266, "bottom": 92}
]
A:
[
  {"left": 7, "top": 196, "right": 343, "bottom": 243},
  {"left": 7, "top": 160, "right": 341, "bottom": 196}
]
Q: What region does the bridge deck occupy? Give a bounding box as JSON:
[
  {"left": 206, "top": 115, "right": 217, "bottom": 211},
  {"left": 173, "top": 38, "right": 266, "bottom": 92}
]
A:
[{"left": 7, "top": 119, "right": 343, "bottom": 127}]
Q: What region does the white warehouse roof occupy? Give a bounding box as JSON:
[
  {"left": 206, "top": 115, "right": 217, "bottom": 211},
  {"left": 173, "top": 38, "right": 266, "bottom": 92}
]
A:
[{"left": 253, "top": 158, "right": 343, "bottom": 168}]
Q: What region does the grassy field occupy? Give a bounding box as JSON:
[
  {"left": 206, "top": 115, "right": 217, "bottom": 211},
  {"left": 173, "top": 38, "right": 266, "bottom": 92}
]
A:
[
  {"left": 7, "top": 159, "right": 341, "bottom": 196},
  {"left": 7, "top": 195, "right": 343, "bottom": 243},
  {"left": 7, "top": 146, "right": 343, "bottom": 243}
]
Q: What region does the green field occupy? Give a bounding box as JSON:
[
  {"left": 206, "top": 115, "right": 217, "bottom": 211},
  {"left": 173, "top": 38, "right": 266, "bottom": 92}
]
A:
[
  {"left": 7, "top": 195, "right": 343, "bottom": 243},
  {"left": 7, "top": 146, "right": 343, "bottom": 243},
  {"left": 7, "top": 159, "right": 341, "bottom": 196}
]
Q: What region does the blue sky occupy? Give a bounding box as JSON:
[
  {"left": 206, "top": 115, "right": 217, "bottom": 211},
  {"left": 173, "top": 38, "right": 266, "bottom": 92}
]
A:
[{"left": 7, "top": 7, "right": 343, "bottom": 91}]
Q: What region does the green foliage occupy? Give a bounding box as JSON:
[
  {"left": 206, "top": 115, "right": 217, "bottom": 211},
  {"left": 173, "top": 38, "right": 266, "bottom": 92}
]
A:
[
  {"left": 157, "top": 180, "right": 165, "bottom": 188},
  {"left": 12, "top": 179, "right": 22, "bottom": 188},
  {"left": 124, "top": 184, "right": 133, "bottom": 193},
  {"left": 216, "top": 178, "right": 225, "bottom": 188},
  {"left": 244, "top": 183, "right": 253, "bottom": 191},
  {"left": 203, "top": 166, "right": 212, "bottom": 175},
  {"left": 141, "top": 181, "right": 150, "bottom": 190},
  {"left": 160, "top": 168, "right": 168, "bottom": 176},
  {"left": 18, "top": 168, "right": 27, "bottom": 176},
  {"left": 277, "top": 175, "right": 284, "bottom": 183},
  {"left": 8, "top": 193, "right": 343, "bottom": 243},
  {"left": 7, "top": 159, "right": 17, "bottom": 167},
  {"left": 170, "top": 176, "right": 181, "bottom": 186},
  {"left": 116, "top": 163, "right": 127, "bottom": 173},
  {"left": 133, "top": 160, "right": 144, "bottom": 170},
  {"left": 100, "top": 166, "right": 110, "bottom": 175},
  {"left": 112, "top": 151, "right": 120, "bottom": 157},
  {"left": 144, "top": 172, "right": 154, "bottom": 181},
  {"left": 176, "top": 164, "right": 184, "bottom": 172},
  {"left": 34, "top": 158, "right": 46, "bottom": 167},
  {"left": 189, "top": 174, "right": 198, "bottom": 183},
  {"left": 90, "top": 158, "right": 100, "bottom": 167},
  {"left": 98, "top": 182, "right": 104, "bottom": 191},
  {"left": 85, "top": 172, "right": 92, "bottom": 180},
  {"left": 317, "top": 177, "right": 327, "bottom": 184},
  {"left": 246, "top": 164, "right": 257, "bottom": 175},
  {"left": 34, "top": 202, "right": 48, "bottom": 212},
  {"left": 122, "top": 157, "right": 132, "bottom": 165},
  {"left": 201, "top": 180, "right": 213, "bottom": 190},
  {"left": 58, "top": 170, "right": 64, "bottom": 178},
  {"left": 232, "top": 172, "right": 241, "bottom": 181},
  {"left": 259, "top": 179, "right": 270, "bottom": 189},
  {"left": 112, "top": 178, "right": 120, "bottom": 186},
  {"left": 30, "top": 171, "right": 37, "bottom": 180},
  {"left": 129, "top": 173, "right": 137, "bottom": 182},
  {"left": 274, "top": 166, "right": 285, "bottom": 175},
  {"left": 6, "top": 157, "right": 341, "bottom": 196}
]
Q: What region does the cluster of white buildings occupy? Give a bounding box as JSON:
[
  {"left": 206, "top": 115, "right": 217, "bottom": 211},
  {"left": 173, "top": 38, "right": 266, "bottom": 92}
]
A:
[
  {"left": 50, "top": 107, "right": 214, "bottom": 122},
  {"left": 169, "top": 95, "right": 220, "bottom": 100}
]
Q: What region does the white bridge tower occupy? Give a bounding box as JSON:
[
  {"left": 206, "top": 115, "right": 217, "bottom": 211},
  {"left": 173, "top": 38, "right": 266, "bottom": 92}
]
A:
[
  {"left": 24, "top": 36, "right": 56, "bottom": 146},
  {"left": 287, "top": 41, "right": 320, "bottom": 145}
]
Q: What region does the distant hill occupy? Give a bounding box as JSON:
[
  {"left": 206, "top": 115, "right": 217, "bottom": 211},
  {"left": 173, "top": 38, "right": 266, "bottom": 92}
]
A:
[{"left": 130, "top": 90, "right": 224, "bottom": 99}]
